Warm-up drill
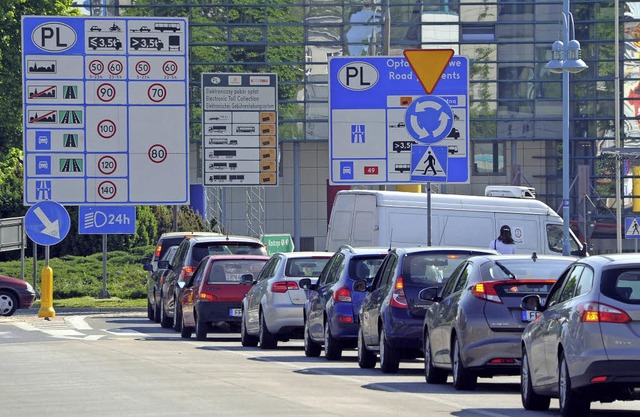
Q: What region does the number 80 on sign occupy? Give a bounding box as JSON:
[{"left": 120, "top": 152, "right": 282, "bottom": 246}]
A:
[{"left": 148, "top": 144, "right": 167, "bottom": 163}]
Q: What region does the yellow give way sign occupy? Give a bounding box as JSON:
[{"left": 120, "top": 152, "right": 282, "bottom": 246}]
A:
[{"left": 403, "top": 49, "right": 455, "bottom": 94}]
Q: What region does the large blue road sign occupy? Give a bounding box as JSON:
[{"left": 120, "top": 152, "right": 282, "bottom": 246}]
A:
[
  {"left": 79, "top": 206, "right": 136, "bottom": 234},
  {"left": 25, "top": 201, "right": 71, "bottom": 246},
  {"left": 329, "top": 55, "right": 469, "bottom": 185}
]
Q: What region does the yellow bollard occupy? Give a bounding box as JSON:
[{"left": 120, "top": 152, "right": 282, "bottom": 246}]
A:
[{"left": 38, "top": 266, "right": 55, "bottom": 318}]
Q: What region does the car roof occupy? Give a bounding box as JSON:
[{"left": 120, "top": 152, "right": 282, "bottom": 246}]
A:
[
  {"left": 392, "top": 246, "right": 498, "bottom": 254},
  {"left": 479, "top": 254, "right": 577, "bottom": 262},
  {"left": 272, "top": 251, "right": 332, "bottom": 258},
  {"left": 203, "top": 254, "right": 271, "bottom": 262},
  {"left": 187, "top": 235, "right": 264, "bottom": 244},
  {"left": 338, "top": 246, "right": 390, "bottom": 255},
  {"left": 159, "top": 231, "right": 221, "bottom": 240},
  {"left": 577, "top": 253, "right": 640, "bottom": 268}
]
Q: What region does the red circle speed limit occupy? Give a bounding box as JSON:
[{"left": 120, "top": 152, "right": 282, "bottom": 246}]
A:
[
  {"left": 148, "top": 144, "right": 167, "bottom": 163},
  {"left": 97, "top": 120, "right": 116, "bottom": 138},
  {"left": 163, "top": 60, "right": 178, "bottom": 76},
  {"left": 135, "top": 60, "right": 151, "bottom": 76},
  {"left": 147, "top": 83, "right": 166, "bottom": 103},
  {"left": 97, "top": 83, "right": 116, "bottom": 102},
  {"left": 89, "top": 59, "right": 104, "bottom": 76},
  {"left": 98, "top": 156, "right": 117, "bottom": 175},
  {"left": 97, "top": 181, "right": 117, "bottom": 200},
  {"left": 108, "top": 60, "right": 123, "bottom": 76}
]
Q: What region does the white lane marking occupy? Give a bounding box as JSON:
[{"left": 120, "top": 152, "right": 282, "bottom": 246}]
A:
[
  {"left": 103, "top": 329, "right": 149, "bottom": 337},
  {"left": 65, "top": 315, "right": 91, "bottom": 330}
]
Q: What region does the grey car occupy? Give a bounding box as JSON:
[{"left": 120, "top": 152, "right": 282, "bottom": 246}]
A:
[
  {"left": 421, "top": 254, "right": 576, "bottom": 390},
  {"left": 240, "top": 251, "right": 332, "bottom": 349},
  {"left": 521, "top": 253, "right": 640, "bottom": 416}
]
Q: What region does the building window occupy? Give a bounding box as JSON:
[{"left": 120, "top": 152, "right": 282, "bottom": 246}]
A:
[{"left": 473, "top": 141, "right": 505, "bottom": 175}]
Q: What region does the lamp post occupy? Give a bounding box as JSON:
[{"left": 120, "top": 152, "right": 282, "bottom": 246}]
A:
[{"left": 545, "top": 0, "right": 587, "bottom": 256}]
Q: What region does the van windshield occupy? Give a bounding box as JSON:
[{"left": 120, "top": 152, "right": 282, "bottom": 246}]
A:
[{"left": 546, "top": 224, "right": 582, "bottom": 255}]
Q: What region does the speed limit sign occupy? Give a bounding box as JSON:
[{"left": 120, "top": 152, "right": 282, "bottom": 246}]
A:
[
  {"left": 97, "top": 83, "right": 116, "bottom": 102},
  {"left": 147, "top": 83, "right": 166, "bottom": 103},
  {"left": 148, "top": 144, "right": 167, "bottom": 163}
]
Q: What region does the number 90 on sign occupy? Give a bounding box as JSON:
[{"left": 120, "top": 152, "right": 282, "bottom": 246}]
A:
[{"left": 148, "top": 144, "right": 167, "bottom": 164}]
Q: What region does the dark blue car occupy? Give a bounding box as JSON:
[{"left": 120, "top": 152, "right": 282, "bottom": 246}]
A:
[
  {"left": 355, "top": 247, "right": 496, "bottom": 373},
  {"left": 301, "top": 246, "right": 388, "bottom": 360}
]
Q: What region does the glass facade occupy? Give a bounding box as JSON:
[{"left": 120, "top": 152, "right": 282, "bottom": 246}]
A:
[{"left": 92, "top": 0, "right": 639, "bottom": 247}]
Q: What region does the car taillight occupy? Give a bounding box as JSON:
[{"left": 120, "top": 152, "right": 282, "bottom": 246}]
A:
[
  {"left": 154, "top": 245, "right": 162, "bottom": 259},
  {"left": 578, "top": 302, "right": 631, "bottom": 323},
  {"left": 333, "top": 286, "right": 352, "bottom": 302},
  {"left": 472, "top": 282, "right": 502, "bottom": 303},
  {"left": 389, "top": 277, "right": 408, "bottom": 309},
  {"left": 180, "top": 266, "right": 196, "bottom": 281},
  {"left": 199, "top": 292, "right": 217, "bottom": 302},
  {"left": 271, "top": 281, "right": 299, "bottom": 293}
]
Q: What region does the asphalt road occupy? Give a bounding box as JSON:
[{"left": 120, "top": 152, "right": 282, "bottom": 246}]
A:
[{"left": 1, "top": 310, "right": 638, "bottom": 417}]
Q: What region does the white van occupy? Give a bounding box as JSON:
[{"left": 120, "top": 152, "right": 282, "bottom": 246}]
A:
[{"left": 325, "top": 189, "right": 585, "bottom": 256}]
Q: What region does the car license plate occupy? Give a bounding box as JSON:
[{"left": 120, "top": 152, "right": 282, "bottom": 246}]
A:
[
  {"left": 522, "top": 310, "right": 539, "bottom": 322},
  {"left": 229, "top": 308, "right": 242, "bottom": 317}
]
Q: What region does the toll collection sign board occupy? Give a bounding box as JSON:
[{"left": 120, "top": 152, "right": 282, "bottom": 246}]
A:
[
  {"left": 328, "top": 54, "right": 469, "bottom": 185},
  {"left": 22, "top": 16, "right": 189, "bottom": 205},
  {"left": 201, "top": 73, "right": 278, "bottom": 187}
]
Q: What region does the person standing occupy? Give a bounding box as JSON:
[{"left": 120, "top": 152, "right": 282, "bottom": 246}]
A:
[{"left": 490, "top": 225, "right": 516, "bottom": 254}]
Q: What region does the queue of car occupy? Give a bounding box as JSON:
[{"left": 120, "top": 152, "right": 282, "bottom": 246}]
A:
[{"left": 142, "top": 235, "right": 640, "bottom": 416}]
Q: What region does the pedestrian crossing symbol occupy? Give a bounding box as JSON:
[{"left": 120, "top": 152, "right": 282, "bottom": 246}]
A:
[
  {"left": 625, "top": 217, "right": 640, "bottom": 239},
  {"left": 410, "top": 144, "right": 447, "bottom": 182}
]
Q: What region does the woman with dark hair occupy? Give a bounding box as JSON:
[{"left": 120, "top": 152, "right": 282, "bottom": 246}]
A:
[{"left": 490, "top": 225, "right": 516, "bottom": 254}]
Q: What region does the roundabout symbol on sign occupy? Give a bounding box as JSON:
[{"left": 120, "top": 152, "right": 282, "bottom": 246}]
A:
[
  {"left": 163, "top": 60, "right": 178, "bottom": 76},
  {"left": 148, "top": 144, "right": 167, "bottom": 163},
  {"left": 97, "top": 83, "right": 116, "bottom": 102},
  {"left": 404, "top": 96, "right": 454, "bottom": 145},
  {"left": 97, "top": 119, "right": 116, "bottom": 138},
  {"left": 98, "top": 180, "right": 117, "bottom": 200},
  {"left": 135, "top": 60, "right": 151, "bottom": 76},
  {"left": 98, "top": 155, "right": 117, "bottom": 175},
  {"left": 148, "top": 83, "right": 166, "bottom": 103},
  {"left": 108, "top": 59, "right": 124, "bottom": 76}
]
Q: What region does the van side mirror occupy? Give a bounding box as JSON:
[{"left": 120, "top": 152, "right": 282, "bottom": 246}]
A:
[{"left": 143, "top": 263, "right": 153, "bottom": 272}]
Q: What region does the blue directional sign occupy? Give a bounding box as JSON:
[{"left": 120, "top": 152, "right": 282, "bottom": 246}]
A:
[
  {"left": 79, "top": 206, "right": 136, "bottom": 234},
  {"left": 410, "top": 145, "right": 448, "bottom": 182},
  {"left": 329, "top": 54, "right": 469, "bottom": 185},
  {"left": 625, "top": 217, "right": 640, "bottom": 239},
  {"left": 25, "top": 201, "right": 71, "bottom": 246}
]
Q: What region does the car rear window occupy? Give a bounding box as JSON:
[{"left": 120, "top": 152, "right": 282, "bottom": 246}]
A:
[
  {"left": 286, "top": 257, "right": 331, "bottom": 277},
  {"left": 402, "top": 252, "right": 476, "bottom": 285},
  {"left": 154, "top": 236, "right": 188, "bottom": 261},
  {"left": 482, "top": 259, "right": 572, "bottom": 280},
  {"left": 207, "top": 259, "right": 268, "bottom": 283},
  {"left": 191, "top": 243, "right": 267, "bottom": 265},
  {"left": 349, "top": 256, "right": 386, "bottom": 281},
  {"left": 601, "top": 268, "right": 640, "bottom": 304}
]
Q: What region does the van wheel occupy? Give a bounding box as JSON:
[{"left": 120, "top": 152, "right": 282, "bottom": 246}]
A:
[
  {"left": 304, "top": 319, "right": 321, "bottom": 357},
  {"left": 357, "top": 328, "right": 376, "bottom": 369},
  {"left": 521, "top": 349, "right": 550, "bottom": 410},
  {"left": 559, "top": 354, "right": 590, "bottom": 417},
  {"left": 379, "top": 329, "right": 399, "bottom": 374},
  {"left": 452, "top": 337, "right": 476, "bottom": 390},
  {"left": 324, "top": 321, "right": 342, "bottom": 360},
  {"left": 424, "top": 330, "right": 447, "bottom": 384},
  {"left": 259, "top": 313, "right": 277, "bottom": 349}
]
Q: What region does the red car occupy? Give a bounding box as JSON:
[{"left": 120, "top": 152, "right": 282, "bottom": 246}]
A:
[
  {"left": 180, "top": 255, "right": 269, "bottom": 340},
  {"left": 0, "top": 274, "right": 37, "bottom": 316}
]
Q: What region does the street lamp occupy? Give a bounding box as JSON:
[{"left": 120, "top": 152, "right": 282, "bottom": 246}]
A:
[{"left": 545, "top": 0, "right": 587, "bottom": 256}]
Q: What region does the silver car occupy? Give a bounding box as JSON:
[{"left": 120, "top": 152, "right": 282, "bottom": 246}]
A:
[
  {"left": 240, "top": 251, "right": 332, "bottom": 349},
  {"left": 421, "top": 254, "right": 576, "bottom": 390},
  {"left": 521, "top": 254, "right": 640, "bottom": 416}
]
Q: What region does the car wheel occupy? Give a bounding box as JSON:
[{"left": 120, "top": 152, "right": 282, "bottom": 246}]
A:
[
  {"left": 154, "top": 299, "right": 161, "bottom": 323},
  {"left": 240, "top": 310, "right": 258, "bottom": 347},
  {"left": 172, "top": 298, "right": 182, "bottom": 332},
  {"left": 0, "top": 291, "right": 18, "bottom": 317},
  {"left": 521, "top": 349, "right": 550, "bottom": 410},
  {"left": 452, "top": 337, "right": 477, "bottom": 390},
  {"left": 259, "top": 313, "right": 277, "bottom": 349},
  {"left": 379, "top": 328, "right": 399, "bottom": 374},
  {"left": 324, "top": 321, "right": 342, "bottom": 361},
  {"left": 147, "top": 299, "right": 154, "bottom": 321},
  {"left": 180, "top": 315, "right": 192, "bottom": 339},
  {"left": 424, "top": 330, "right": 447, "bottom": 384},
  {"left": 195, "top": 316, "right": 208, "bottom": 341},
  {"left": 559, "top": 354, "right": 590, "bottom": 417},
  {"left": 357, "top": 328, "right": 376, "bottom": 369},
  {"left": 304, "top": 319, "right": 321, "bottom": 357},
  {"left": 160, "top": 298, "right": 172, "bottom": 328}
]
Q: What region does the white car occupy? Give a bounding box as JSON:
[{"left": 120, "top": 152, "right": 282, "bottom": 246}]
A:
[{"left": 240, "top": 251, "right": 332, "bottom": 349}]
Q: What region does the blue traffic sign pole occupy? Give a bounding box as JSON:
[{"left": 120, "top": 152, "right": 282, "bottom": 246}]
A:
[{"left": 25, "top": 201, "right": 71, "bottom": 318}]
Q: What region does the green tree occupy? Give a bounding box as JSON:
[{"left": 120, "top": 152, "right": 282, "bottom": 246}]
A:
[
  {"left": 0, "top": 0, "right": 80, "bottom": 153},
  {"left": 0, "top": 148, "right": 25, "bottom": 219}
]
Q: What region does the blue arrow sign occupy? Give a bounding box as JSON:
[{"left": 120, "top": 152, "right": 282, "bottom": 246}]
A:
[
  {"left": 79, "top": 206, "right": 136, "bottom": 234},
  {"left": 25, "top": 201, "right": 70, "bottom": 246}
]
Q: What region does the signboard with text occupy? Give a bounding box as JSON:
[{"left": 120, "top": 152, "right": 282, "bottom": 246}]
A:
[{"left": 22, "top": 16, "right": 189, "bottom": 205}]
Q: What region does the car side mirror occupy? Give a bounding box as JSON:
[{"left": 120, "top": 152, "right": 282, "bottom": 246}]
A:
[
  {"left": 240, "top": 274, "right": 254, "bottom": 284},
  {"left": 418, "top": 286, "right": 439, "bottom": 302},
  {"left": 521, "top": 294, "right": 542, "bottom": 311},
  {"left": 158, "top": 260, "right": 170, "bottom": 269},
  {"left": 143, "top": 264, "right": 153, "bottom": 272},
  {"left": 299, "top": 278, "right": 312, "bottom": 290},
  {"left": 141, "top": 257, "right": 151, "bottom": 265},
  {"left": 352, "top": 279, "right": 369, "bottom": 292}
]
